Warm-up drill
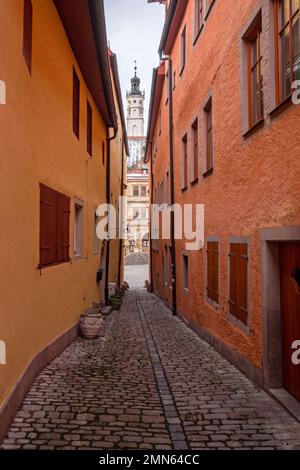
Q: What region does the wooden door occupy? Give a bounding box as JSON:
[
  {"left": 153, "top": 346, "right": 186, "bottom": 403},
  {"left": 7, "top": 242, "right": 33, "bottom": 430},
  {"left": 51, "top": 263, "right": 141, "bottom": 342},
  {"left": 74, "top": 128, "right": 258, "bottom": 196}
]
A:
[{"left": 279, "top": 243, "right": 300, "bottom": 401}]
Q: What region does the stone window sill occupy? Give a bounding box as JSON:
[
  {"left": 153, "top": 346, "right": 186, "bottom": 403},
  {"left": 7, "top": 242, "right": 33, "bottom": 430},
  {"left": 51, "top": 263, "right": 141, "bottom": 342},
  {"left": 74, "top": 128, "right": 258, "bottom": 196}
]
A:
[
  {"left": 269, "top": 95, "right": 292, "bottom": 120},
  {"left": 243, "top": 118, "right": 265, "bottom": 139}
]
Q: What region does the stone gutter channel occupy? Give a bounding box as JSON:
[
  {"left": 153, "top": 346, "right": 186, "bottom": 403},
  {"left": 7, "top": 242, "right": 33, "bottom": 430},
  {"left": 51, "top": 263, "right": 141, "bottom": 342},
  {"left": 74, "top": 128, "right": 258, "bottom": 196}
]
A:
[{"left": 135, "top": 292, "right": 190, "bottom": 451}]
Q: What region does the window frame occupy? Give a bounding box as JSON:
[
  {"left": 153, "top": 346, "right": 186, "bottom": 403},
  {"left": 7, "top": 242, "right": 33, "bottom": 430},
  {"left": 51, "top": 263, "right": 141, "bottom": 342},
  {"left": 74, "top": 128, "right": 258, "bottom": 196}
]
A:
[
  {"left": 191, "top": 117, "right": 199, "bottom": 183},
  {"left": 73, "top": 198, "right": 84, "bottom": 261},
  {"left": 23, "top": 0, "right": 33, "bottom": 74},
  {"left": 245, "top": 14, "right": 264, "bottom": 128},
  {"left": 274, "top": 0, "right": 300, "bottom": 104},
  {"left": 203, "top": 96, "right": 213, "bottom": 176},
  {"left": 87, "top": 100, "right": 93, "bottom": 157},
  {"left": 180, "top": 25, "right": 187, "bottom": 75},
  {"left": 194, "top": 0, "right": 204, "bottom": 43},
  {"left": 73, "top": 68, "right": 80, "bottom": 139},
  {"left": 183, "top": 254, "right": 189, "bottom": 292},
  {"left": 181, "top": 133, "right": 188, "bottom": 191}
]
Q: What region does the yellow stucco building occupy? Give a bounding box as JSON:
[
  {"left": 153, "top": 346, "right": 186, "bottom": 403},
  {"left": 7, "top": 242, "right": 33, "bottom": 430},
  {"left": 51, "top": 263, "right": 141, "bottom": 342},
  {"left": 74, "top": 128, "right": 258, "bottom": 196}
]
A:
[{"left": 0, "top": 0, "right": 127, "bottom": 440}]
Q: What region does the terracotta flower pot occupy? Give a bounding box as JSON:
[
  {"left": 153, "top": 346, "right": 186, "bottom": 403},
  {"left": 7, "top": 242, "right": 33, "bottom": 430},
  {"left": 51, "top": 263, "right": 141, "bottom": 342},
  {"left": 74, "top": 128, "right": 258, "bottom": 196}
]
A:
[{"left": 80, "top": 309, "right": 103, "bottom": 339}]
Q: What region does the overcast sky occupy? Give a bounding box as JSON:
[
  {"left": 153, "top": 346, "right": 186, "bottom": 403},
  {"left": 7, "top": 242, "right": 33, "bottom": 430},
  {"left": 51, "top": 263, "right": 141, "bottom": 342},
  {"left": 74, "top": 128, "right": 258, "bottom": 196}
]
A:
[{"left": 104, "top": 0, "right": 165, "bottom": 128}]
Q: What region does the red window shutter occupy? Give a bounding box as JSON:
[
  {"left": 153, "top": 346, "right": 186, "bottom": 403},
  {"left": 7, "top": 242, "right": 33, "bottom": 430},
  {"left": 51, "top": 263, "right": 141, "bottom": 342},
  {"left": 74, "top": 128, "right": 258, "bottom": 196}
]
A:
[
  {"left": 23, "top": 0, "right": 33, "bottom": 73},
  {"left": 237, "top": 244, "right": 248, "bottom": 324},
  {"left": 207, "top": 242, "right": 219, "bottom": 303},
  {"left": 73, "top": 69, "right": 80, "bottom": 139},
  {"left": 206, "top": 242, "right": 214, "bottom": 300},
  {"left": 56, "top": 193, "right": 71, "bottom": 263},
  {"left": 229, "top": 244, "right": 238, "bottom": 317},
  {"left": 212, "top": 242, "right": 219, "bottom": 303},
  {"left": 40, "top": 185, "right": 57, "bottom": 267},
  {"left": 87, "top": 101, "right": 92, "bottom": 156}
]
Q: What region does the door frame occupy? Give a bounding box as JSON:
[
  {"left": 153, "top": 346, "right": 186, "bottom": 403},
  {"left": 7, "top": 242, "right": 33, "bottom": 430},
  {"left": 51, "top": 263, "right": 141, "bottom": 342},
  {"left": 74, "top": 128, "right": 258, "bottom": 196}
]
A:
[{"left": 261, "top": 226, "right": 300, "bottom": 391}]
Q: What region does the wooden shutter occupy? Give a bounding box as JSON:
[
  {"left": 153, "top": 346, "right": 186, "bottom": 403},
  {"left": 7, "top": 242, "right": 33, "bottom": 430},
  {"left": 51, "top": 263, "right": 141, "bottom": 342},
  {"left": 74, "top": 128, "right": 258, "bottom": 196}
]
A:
[
  {"left": 56, "top": 193, "right": 71, "bottom": 263},
  {"left": 73, "top": 69, "right": 80, "bottom": 138},
  {"left": 87, "top": 101, "right": 92, "bottom": 156},
  {"left": 207, "top": 242, "right": 219, "bottom": 303},
  {"left": 207, "top": 242, "right": 214, "bottom": 300},
  {"left": 229, "top": 243, "right": 238, "bottom": 317},
  {"left": 23, "top": 0, "right": 33, "bottom": 73},
  {"left": 237, "top": 244, "right": 248, "bottom": 324},
  {"left": 212, "top": 242, "right": 219, "bottom": 303},
  {"left": 229, "top": 243, "right": 248, "bottom": 324},
  {"left": 40, "top": 185, "right": 57, "bottom": 267}
]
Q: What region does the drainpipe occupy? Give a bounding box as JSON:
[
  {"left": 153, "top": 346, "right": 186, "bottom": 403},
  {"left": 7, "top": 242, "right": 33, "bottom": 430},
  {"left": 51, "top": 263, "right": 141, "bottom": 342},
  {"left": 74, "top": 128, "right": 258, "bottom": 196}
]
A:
[
  {"left": 149, "top": 141, "right": 154, "bottom": 293},
  {"left": 117, "top": 131, "right": 125, "bottom": 288},
  {"left": 105, "top": 126, "right": 117, "bottom": 306},
  {"left": 162, "top": 55, "right": 177, "bottom": 316}
]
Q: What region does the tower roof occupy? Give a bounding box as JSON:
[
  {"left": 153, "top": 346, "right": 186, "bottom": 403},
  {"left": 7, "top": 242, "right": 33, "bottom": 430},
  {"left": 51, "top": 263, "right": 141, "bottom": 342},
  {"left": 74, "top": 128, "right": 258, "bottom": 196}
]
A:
[{"left": 129, "top": 61, "right": 142, "bottom": 96}]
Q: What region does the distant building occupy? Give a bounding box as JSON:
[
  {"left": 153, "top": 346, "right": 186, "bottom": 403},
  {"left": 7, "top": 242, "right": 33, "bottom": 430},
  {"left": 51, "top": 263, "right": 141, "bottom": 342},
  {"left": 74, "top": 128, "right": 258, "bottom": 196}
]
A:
[
  {"left": 126, "top": 64, "right": 146, "bottom": 167},
  {"left": 126, "top": 167, "right": 150, "bottom": 255},
  {"left": 126, "top": 65, "right": 149, "bottom": 255}
]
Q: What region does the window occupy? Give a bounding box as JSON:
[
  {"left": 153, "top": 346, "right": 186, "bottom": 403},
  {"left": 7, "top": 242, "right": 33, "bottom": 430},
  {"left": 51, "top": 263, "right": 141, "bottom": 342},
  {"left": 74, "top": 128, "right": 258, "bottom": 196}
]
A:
[
  {"left": 169, "top": 246, "right": 173, "bottom": 286},
  {"left": 73, "top": 68, "right": 80, "bottom": 139},
  {"left": 39, "top": 184, "right": 70, "bottom": 268},
  {"left": 163, "top": 247, "right": 168, "bottom": 285},
  {"left": 181, "top": 134, "right": 188, "bottom": 190},
  {"left": 142, "top": 234, "right": 149, "bottom": 248},
  {"left": 274, "top": 0, "right": 300, "bottom": 103},
  {"left": 141, "top": 186, "right": 147, "bottom": 197},
  {"left": 180, "top": 26, "right": 187, "bottom": 74},
  {"left": 166, "top": 171, "right": 169, "bottom": 205},
  {"left": 74, "top": 200, "right": 84, "bottom": 260},
  {"left": 203, "top": 97, "right": 213, "bottom": 174},
  {"left": 166, "top": 70, "right": 169, "bottom": 103},
  {"left": 183, "top": 255, "right": 189, "bottom": 291},
  {"left": 159, "top": 108, "right": 162, "bottom": 135},
  {"left": 133, "top": 186, "right": 139, "bottom": 197},
  {"left": 206, "top": 242, "right": 219, "bottom": 303},
  {"left": 245, "top": 14, "right": 264, "bottom": 128},
  {"left": 87, "top": 101, "right": 92, "bottom": 156},
  {"left": 191, "top": 118, "right": 199, "bottom": 182},
  {"left": 229, "top": 243, "right": 249, "bottom": 325},
  {"left": 195, "top": 0, "right": 204, "bottom": 38},
  {"left": 23, "top": 0, "right": 33, "bottom": 73},
  {"left": 141, "top": 208, "right": 147, "bottom": 219},
  {"left": 94, "top": 213, "right": 99, "bottom": 255}
]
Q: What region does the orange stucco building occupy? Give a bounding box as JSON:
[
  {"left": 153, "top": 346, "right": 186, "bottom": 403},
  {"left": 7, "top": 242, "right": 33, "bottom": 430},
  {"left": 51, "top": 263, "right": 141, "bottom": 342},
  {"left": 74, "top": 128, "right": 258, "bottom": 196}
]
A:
[
  {"left": 146, "top": 0, "right": 300, "bottom": 404},
  {"left": 0, "top": 0, "right": 127, "bottom": 440}
]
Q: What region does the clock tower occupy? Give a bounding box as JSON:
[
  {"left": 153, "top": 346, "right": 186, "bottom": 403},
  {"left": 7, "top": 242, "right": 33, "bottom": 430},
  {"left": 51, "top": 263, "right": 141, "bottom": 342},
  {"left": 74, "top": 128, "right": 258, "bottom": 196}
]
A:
[{"left": 126, "top": 63, "right": 146, "bottom": 168}]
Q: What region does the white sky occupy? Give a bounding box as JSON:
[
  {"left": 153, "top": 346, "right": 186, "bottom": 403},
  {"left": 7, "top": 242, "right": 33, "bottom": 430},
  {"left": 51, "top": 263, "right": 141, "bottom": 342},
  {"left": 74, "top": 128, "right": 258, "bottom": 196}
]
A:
[{"left": 104, "top": 0, "right": 165, "bottom": 128}]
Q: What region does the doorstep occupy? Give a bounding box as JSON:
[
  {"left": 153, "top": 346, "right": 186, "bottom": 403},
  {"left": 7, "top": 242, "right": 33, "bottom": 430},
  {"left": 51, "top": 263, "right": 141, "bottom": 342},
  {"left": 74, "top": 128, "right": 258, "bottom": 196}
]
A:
[{"left": 269, "top": 388, "right": 300, "bottom": 423}]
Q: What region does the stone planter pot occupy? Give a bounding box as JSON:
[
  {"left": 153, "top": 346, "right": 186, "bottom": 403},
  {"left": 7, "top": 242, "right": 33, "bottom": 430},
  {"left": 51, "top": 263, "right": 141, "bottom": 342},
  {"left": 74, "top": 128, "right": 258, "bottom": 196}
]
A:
[
  {"left": 109, "top": 295, "right": 122, "bottom": 310},
  {"left": 80, "top": 309, "right": 103, "bottom": 339}
]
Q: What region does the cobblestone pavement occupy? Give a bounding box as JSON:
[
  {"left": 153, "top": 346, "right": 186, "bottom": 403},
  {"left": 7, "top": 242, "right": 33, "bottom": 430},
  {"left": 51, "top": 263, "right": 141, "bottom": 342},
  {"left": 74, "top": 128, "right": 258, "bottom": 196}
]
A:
[
  {"left": 125, "top": 265, "right": 149, "bottom": 289},
  {"left": 2, "top": 290, "right": 300, "bottom": 450},
  {"left": 125, "top": 252, "right": 149, "bottom": 266}
]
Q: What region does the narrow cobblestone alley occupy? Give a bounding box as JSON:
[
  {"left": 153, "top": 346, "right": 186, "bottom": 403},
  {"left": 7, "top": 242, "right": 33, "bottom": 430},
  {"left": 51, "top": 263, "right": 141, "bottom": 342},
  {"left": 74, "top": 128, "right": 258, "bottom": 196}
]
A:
[{"left": 2, "top": 290, "right": 300, "bottom": 451}]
